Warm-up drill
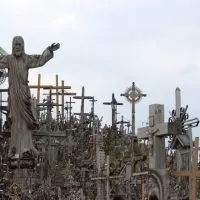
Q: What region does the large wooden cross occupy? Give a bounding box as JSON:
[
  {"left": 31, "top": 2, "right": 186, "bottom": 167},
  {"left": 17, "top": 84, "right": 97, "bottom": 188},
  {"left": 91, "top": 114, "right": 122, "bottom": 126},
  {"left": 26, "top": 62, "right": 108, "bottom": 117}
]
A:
[
  {"left": 29, "top": 74, "right": 72, "bottom": 117},
  {"left": 45, "top": 80, "right": 76, "bottom": 121},
  {"left": 171, "top": 137, "right": 200, "bottom": 200}
]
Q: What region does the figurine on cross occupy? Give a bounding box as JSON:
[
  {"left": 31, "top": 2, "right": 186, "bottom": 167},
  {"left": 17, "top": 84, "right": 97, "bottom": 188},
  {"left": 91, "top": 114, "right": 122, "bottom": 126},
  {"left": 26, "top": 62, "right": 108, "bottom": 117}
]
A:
[{"left": 0, "top": 36, "right": 60, "bottom": 158}]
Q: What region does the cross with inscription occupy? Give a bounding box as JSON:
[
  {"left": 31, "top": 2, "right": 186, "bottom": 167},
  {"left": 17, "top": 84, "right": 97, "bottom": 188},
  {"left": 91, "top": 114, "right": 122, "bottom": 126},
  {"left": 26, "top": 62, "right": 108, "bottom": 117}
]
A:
[{"left": 138, "top": 104, "right": 169, "bottom": 169}]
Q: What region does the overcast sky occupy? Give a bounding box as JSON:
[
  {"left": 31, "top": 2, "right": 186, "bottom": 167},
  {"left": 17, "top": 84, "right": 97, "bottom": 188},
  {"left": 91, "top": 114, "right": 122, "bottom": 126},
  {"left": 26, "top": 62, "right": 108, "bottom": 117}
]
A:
[{"left": 0, "top": 0, "right": 200, "bottom": 137}]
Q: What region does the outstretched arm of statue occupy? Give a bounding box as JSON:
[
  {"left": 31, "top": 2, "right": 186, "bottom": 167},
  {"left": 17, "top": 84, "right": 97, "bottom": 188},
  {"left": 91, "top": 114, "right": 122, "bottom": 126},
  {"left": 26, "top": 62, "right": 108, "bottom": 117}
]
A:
[
  {"left": 0, "top": 56, "right": 8, "bottom": 68},
  {"left": 27, "top": 43, "right": 60, "bottom": 69}
]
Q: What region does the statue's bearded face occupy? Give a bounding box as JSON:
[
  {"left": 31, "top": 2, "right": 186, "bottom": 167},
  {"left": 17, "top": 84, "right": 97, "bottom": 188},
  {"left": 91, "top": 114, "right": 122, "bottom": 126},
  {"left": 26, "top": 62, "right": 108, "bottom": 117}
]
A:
[
  {"left": 13, "top": 42, "right": 23, "bottom": 57},
  {"left": 12, "top": 36, "right": 25, "bottom": 57}
]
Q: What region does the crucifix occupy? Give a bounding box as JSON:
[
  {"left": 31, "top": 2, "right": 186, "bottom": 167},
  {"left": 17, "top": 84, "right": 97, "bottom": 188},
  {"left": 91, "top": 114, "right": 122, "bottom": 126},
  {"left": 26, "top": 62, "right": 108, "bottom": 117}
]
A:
[
  {"left": 73, "top": 86, "right": 93, "bottom": 122},
  {"left": 103, "top": 93, "right": 123, "bottom": 129},
  {"left": 171, "top": 137, "right": 200, "bottom": 200}
]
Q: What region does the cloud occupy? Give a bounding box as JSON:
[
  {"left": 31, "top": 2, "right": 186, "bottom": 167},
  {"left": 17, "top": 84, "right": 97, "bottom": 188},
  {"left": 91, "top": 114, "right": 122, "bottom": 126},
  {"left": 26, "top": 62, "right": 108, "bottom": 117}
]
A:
[
  {"left": 51, "top": 13, "right": 75, "bottom": 27},
  {"left": 0, "top": 0, "right": 200, "bottom": 136}
]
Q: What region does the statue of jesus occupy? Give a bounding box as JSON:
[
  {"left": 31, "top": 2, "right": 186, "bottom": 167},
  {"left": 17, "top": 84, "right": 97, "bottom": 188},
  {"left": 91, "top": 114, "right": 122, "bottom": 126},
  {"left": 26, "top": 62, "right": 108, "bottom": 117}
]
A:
[{"left": 0, "top": 36, "right": 60, "bottom": 158}]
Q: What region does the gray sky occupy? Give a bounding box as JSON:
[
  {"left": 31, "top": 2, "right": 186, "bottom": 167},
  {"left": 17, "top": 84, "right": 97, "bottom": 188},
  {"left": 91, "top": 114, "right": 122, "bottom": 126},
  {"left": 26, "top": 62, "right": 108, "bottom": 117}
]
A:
[{"left": 1, "top": 0, "right": 200, "bottom": 137}]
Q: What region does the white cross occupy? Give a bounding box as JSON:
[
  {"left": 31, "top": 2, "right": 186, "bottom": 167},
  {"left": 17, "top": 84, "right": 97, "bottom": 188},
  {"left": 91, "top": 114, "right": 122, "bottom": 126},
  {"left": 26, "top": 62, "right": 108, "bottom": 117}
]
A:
[{"left": 137, "top": 104, "right": 169, "bottom": 169}]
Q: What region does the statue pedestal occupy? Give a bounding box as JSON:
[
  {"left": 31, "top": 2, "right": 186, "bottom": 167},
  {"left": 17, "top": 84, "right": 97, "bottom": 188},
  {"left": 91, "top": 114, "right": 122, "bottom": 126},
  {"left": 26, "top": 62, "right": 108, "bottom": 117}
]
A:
[
  {"left": 12, "top": 168, "right": 36, "bottom": 191},
  {"left": 8, "top": 150, "right": 35, "bottom": 169},
  {"left": 9, "top": 158, "right": 35, "bottom": 169},
  {"left": 8, "top": 153, "right": 37, "bottom": 194}
]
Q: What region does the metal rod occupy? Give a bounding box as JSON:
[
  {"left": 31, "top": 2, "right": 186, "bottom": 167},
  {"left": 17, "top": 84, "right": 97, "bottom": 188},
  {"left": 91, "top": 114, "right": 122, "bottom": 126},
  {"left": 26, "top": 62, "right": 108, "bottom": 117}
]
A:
[
  {"left": 188, "top": 126, "right": 192, "bottom": 200},
  {"left": 106, "top": 155, "right": 110, "bottom": 200},
  {"left": 132, "top": 82, "right": 135, "bottom": 135},
  {"left": 61, "top": 80, "right": 65, "bottom": 121},
  {"left": 81, "top": 87, "right": 85, "bottom": 121},
  {"left": 56, "top": 74, "right": 59, "bottom": 118},
  {"left": 36, "top": 74, "right": 41, "bottom": 119},
  {"left": 37, "top": 74, "right": 41, "bottom": 103}
]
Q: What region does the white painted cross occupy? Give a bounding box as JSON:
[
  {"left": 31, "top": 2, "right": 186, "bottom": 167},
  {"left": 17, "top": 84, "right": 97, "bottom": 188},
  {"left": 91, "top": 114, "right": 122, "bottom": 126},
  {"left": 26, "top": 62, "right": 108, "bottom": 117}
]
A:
[{"left": 137, "top": 104, "right": 169, "bottom": 169}]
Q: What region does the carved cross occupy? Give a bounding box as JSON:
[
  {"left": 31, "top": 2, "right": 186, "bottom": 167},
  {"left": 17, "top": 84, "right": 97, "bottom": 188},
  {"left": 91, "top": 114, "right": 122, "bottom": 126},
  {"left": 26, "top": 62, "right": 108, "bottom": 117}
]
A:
[{"left": 137, "top": 104, "right": 169, "bottom": 169}]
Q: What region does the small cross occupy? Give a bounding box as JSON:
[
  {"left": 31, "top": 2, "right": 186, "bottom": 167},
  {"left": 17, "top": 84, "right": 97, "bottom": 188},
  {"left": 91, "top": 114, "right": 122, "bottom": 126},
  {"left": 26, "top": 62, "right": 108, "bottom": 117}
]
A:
[
  {"left": 73, "top": 86, "right": 93, "bottom": 122},
  {"left": 103, "top": 93, "right": 123, "bottom": 129}
]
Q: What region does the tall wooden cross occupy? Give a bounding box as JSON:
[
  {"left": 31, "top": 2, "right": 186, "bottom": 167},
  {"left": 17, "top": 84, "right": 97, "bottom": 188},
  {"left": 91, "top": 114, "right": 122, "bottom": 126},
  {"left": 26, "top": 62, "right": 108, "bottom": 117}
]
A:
[
  {"left": 73, "top": 86, "right": 93, "bottom": 122},
  {"left": 29, "top": 74, "right": 72, "bottom": 118},
  {"left": 103, "top": 93, "right": 123, "bottom": 129},
  {"left": 47, "top": 80, "right": 76, "bottom": 121},
  {"left": 171, "top": 137, "right": 200, "bottom": 200},
  {"left": 29, "top": 74, "right": 71, "bottom": 103}
]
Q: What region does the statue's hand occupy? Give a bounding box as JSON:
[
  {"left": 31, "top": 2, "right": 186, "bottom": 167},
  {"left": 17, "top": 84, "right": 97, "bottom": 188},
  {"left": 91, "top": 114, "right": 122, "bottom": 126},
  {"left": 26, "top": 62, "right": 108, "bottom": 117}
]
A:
[{"left": 49, "top": 43, "right": 60, "bottom": 51}]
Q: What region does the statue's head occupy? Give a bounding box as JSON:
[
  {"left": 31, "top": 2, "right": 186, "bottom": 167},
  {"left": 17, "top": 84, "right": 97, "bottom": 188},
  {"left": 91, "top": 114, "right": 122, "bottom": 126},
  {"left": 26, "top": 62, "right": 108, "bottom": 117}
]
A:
[{"left": 12, "top": 36, "right": 25, "bottom": 57}]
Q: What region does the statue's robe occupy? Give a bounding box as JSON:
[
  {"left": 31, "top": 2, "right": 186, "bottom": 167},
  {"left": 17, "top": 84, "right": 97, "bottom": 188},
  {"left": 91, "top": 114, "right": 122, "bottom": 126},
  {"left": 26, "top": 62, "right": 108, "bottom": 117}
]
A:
[{"left": 0, "top": 49, "right": 53, "bottom": 157}]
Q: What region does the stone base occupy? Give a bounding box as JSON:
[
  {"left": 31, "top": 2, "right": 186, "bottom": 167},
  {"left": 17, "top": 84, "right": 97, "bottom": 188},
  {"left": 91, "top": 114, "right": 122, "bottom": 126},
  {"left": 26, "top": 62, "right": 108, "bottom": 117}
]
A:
[
  {"left": 12, "top": 168, "right": 37, "bottom": 192},
  {"left": 8, "top": 150, "right": 35, "bottom": 169},
  {"left": 9, "top": 158, "right": 35, "bottom": 169}
]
